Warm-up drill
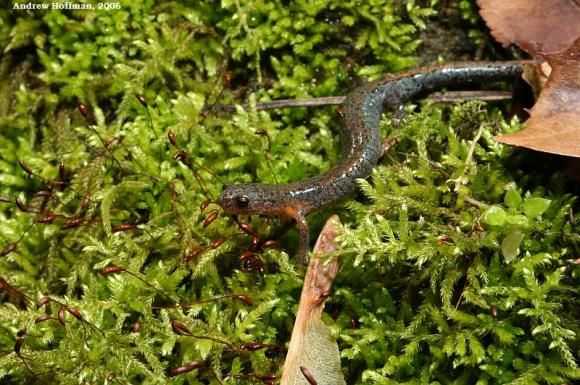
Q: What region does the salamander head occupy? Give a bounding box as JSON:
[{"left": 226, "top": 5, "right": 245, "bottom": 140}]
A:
[{"left": 217, "top": 183, "right": 287, "bottom": 216}]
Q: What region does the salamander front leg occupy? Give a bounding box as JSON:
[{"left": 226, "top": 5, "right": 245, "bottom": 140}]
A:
[{"left": 294, "top": 212, "right": 310, "bottom": 267}]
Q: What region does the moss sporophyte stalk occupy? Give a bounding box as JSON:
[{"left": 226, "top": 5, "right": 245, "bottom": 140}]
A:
[{"left": 0, "top": 1, "right": 578, "bottom": 384}]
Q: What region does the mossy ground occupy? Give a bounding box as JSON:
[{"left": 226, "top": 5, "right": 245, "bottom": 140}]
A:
[{"left": 0, "top": 1, "right": 578, "bottom": 384}]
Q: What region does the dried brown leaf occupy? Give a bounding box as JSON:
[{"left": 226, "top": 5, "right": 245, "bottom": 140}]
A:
[
  {"left": 281, "top": 215, "right": 345, "bottom": 385},
  {"left": 494, "top": 38, "right": 580, "bottom": 157},
  {"left": 477, "top": 0, "right": 580, "bottom": 55}
]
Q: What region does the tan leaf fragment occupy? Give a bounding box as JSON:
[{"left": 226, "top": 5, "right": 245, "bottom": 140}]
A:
[
  {"left": 494, "top": 37, "right": 580, "bottom": 157},
  {"left": 477, "top": 0, "right": 580, "bottom": 55},
  {"left": 281, "top": 215, "right": 346, "bottom": 385}
]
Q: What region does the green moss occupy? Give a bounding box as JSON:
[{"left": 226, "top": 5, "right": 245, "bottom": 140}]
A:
[
  {"left": 1, "top": 1, "right": 578, "bottom": 384},
  {"left": 337, "top": 103, "right": 579, "bottom": 383}
]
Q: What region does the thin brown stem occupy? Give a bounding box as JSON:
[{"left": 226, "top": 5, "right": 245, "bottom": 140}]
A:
[
  {"left": 150, "top": 295, "right": 234, "bottom": 310},
  {"left": 208, "top": 91, "right": 513, "bottom": 112}
]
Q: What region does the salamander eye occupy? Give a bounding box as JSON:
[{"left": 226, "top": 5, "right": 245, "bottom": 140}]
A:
[{"left": 236, "top": 195, "right": 250, "bottom": 208}]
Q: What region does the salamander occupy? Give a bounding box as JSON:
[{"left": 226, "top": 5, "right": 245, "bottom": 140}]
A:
[{"left": 218, "top": 62, "right": 525, "bottom": 265}]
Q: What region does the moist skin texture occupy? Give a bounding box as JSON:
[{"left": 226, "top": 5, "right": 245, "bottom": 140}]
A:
[{"left": 218, "top": 62, "right": 525, "bottom": 265}]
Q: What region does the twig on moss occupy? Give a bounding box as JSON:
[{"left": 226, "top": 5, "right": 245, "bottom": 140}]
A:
[
  {"left": 209, "top": 91, "right": 513, "bottom": 112},
  {"left": 464, "top": 196, "right": 489, "bottom": 209}
]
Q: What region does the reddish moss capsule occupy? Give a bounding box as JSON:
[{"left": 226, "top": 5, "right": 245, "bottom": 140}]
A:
[
  {"left": 187, "top": 247, "right": 206, "bottom": 262},
  {"left": 58, "top": 306, "right": 67, "bottom": 326},
  {"left": 112, "top": 223, "right": 137, "bottom": 233},
  {"left": 14, "top": 338, "right": 24, "bottom": 354},
  {"left": 15, "top": 197, "right": 28, "bottom": 212},
  {"left": 33, "top": 191, "right": 52, "bottom": 198},
  {"left": 66, "top": 307, "right": 83, "bottom": 321},
  {"left": 199, "top": 200, "right": 210, "bottom": 213},
  {"left": 169, "top": 365, "right": 191, "bottom": 377},
  {"left": 350, "top": 318, "right": 359, "bottom": 329},
  {"left": 167, "top": 131, "right": 177, "bottom": 147},
  {"left": 437, "top": 235, "right": 453, "bottom": 245},
  {"left": 491, "top": 306, "right": 498, "bottom": 319},
  {"left": 262, "top": 240, "right": 279, "bottom": 249},
  {"left": 34, "top": 215, "right": 56, "bottom": 224},
  {"left": 172, "top": 150, "right": 189, "bottom": 161},
  {"left": 188, "top": 247, "right": 206, "bottom": 260},
  {"left": 210, "top": 238, "right": 225, "bottom": 249},
  {"left": 203, "top": 211, "right": 218, "bottom": 228},
  {"left": 58, "top": 160, "right": 66, "bottom": 181},
  {"left": 107, "top": 372, "right": 117, "bottom": 383},
  {"left": 185, "top": 360, "right": 203, "bottom": 370},
  {"left": 135, "top": 93, "right": 147, "bottom": 108},
  {"left": 239, "top": 251, "right": 254, "bottom": 261},
  {"left": 235, "top": 295, "right": 253, "bottom": 306},
  {"left": 14, "top": 329, "right": 26, "bottom": 354},
  {"left": 100, "top": 266, "right": 127, "bottom": 275},
  {"left": 254, "top": 129, "right": 267, "bottom": 136},
  {"left": 237, "top": 221, "right": 254, "bottom": 235},
  {"left": 171, "top": 320, "right": 192, "bottom": 336},
  {"left": 240, "top": 342, "right": 265, "bottom": 351},
  {"left": 132, "top": 319, "right": 141, "bottom": 333},
  {"left": 1, "top": 242, "right": 18, "bottom": 256},
  {"left": 77, "top": 102, "right": 90, "bottom": 119},
  {"left": 224, "top": 71, "right": 233, "bottom": 87},
  {"left": 251, "top": 236, "right": 260, "bottom": 251},
  {"left": 80, "top": 192, "right": 91, "bottom": 211},
  {"left": 18, "top": 160, "right": 33, "bottom": 175},
  {"left": 61, "top": 217, "right": 84, "bottom": 230},
  {"left": 335, "top": 106, "right": 346, "bottom": 119},
  {"left": 34, "top": 314, "right": 52, "bottom": 323},
  {"left": 36, "top": 296, "right": 51, "bottom": 308},
  {"left": 169, "top": 360, "right": 203, "bottom": 377}
]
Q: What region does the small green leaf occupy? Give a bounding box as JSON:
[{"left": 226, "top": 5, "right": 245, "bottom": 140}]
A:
[
  {"left": 505, "top": 214, "right": 528, "bottom": 227},
  {"left": 523, "top": 198, "right": 551, "bottom": 219},
  {"left": 484, "top": 206, "right": 507, "bottom": 226},
  {"left": 501, "top": 231, "right": 524, "bottom": 263},
  {"left": 504, "top": 188, "right": 522, "bottom": 208}
]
